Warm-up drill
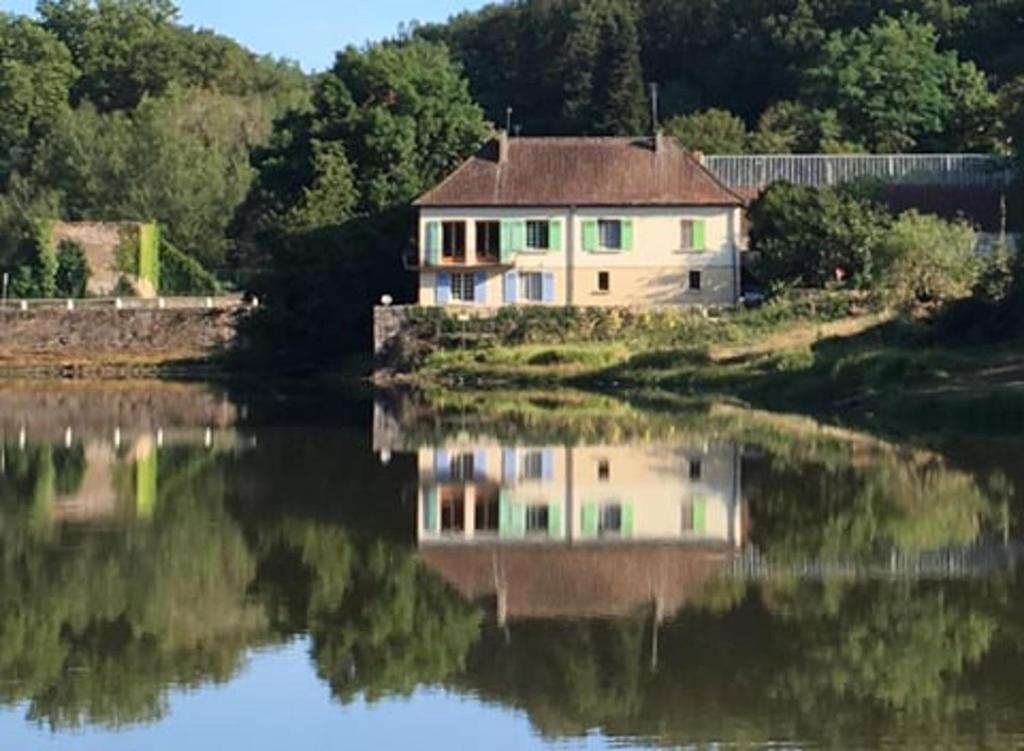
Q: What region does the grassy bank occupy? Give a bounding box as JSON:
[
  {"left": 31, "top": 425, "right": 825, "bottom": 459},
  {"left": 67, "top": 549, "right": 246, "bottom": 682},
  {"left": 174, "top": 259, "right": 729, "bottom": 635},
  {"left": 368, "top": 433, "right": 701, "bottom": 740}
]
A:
[{"left": 412, "top": 302, "right": 1024, "bottom": 436}]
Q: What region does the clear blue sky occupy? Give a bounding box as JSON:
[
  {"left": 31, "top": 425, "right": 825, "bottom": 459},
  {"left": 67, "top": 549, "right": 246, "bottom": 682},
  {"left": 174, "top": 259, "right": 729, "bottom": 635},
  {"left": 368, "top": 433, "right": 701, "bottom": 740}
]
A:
[{"left": 0, "top": 0, "right": 490, "bottom": 71}]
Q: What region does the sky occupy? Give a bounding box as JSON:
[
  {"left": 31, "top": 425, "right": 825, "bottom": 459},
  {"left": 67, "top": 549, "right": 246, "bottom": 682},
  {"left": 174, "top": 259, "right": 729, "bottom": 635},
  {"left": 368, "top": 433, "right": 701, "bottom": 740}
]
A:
[{"left": 0, "top": 0, "right": 490, "bottom": 71}]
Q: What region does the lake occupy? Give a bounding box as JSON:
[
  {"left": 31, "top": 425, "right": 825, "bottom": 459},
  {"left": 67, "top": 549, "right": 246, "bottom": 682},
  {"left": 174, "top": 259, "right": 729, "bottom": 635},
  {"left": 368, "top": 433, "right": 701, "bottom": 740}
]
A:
[{"left": 1, "top": 381, "right": 1023, "bottom": 750}]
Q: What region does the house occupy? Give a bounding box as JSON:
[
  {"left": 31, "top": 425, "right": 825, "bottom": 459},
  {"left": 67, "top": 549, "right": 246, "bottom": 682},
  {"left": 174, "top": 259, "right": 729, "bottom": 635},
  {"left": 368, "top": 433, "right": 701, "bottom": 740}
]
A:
[
  {"left": 413, "top": 133, "right": 746, "bottom": 308},
  {"left": 416, "top": 440, "right": 745, "bottom": 548}
]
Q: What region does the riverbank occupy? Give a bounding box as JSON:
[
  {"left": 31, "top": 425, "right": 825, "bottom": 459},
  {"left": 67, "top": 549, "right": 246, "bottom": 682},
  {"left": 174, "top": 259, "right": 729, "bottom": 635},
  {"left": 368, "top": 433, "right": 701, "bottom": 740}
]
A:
[{"left": 410, "top": 310, "right": 1024, "bottom": 436}]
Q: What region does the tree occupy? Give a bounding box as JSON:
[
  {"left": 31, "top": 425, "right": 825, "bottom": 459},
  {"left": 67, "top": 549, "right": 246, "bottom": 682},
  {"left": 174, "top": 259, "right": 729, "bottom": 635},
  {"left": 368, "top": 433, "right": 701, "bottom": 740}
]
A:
[
  {"left": 875, "top": 211, "right": 981, "bottom": 306},
  {"left": 749, "top": 101, "right": 857, "bottom": 153},
  {"left": 0, "top": 14, "right": 77, "bottom": 179},
  {"left": 561, "top": 0, "right": 647, "bottom": 135},
  {"left": 54, "top": 238, "right": 90, "bottom": 297},
  {"left": 664, "top": 108, "right": 749, "bottom": 154},
  {"left": 747, "top": 183, "right": 891, "bottom": 289},
  {"left": 804, "top": 14, "right": 998, "bottom": 152}
]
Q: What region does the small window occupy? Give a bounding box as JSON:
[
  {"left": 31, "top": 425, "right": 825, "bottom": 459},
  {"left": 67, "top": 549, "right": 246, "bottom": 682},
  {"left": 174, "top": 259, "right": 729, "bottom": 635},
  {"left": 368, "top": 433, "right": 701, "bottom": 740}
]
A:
[
  {"left": 440, "top": 487, "right": 465, "bottom": 532},
  {"left": 474, "top": 487, "right": 500, "bottom": 532},
  {"left": 525, "top": 505, "right": 550, "bottom": 534},
  {"left": 680, "top": 501, "right": 694, "bottom": 533},
  {"left": 597, "top": 460, "right": 610, "bottom": 482},
  {"left": 451, "top": 272, "right": 476, "bottom": 302},
  {"left": 597, "top": 271, "right": 610, "bottom": 292},
  {"left": 522, "top": 450, "right": 544, "bottom": 480},
  {"left": 598, "top": 220, "right": 622, "bottom": 250},
  {"left": 599, "top": 504, "right": 622, "bottom": 535},
  {"left": 442, "top": 221, "right": 466, "bottom": 260},
  {"left": 689, "top": 459, "right": 702, "bottom": 481},
  {"left": 680, "top": 220, "right": 695, "bottom": 250},
  {"left": 520, "top": 272, "right": 544, "bottom": 302},
  {"left": 476, "top": 221, "right": 500, "bottom": 260},
  {"left": 526, "top": 220, "right": 550, "bottom": 250},
  {"left": 689, "top": 271, "right": 702, "bottom": 291}
]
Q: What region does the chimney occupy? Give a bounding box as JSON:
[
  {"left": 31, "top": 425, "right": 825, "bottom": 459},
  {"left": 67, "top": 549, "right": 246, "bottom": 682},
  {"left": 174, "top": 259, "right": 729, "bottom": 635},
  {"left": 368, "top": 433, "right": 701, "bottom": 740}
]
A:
[
  {"left": 692, "top": 149, "right": 706, "bottom": 165},
  {"left": 497, "top": 130, "right": 510, "bottom": 164}
]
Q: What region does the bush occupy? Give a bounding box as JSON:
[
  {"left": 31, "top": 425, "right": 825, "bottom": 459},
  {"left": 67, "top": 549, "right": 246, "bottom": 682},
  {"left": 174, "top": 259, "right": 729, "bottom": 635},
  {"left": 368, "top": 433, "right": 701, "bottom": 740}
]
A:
[
  {"left": 875, "top": 211, "right": 980, "bottom": 307},
  {"left": 747, "top": 182, "right": 891, "bottom": 291},
  {"left": 159, "top": 240, "right": 220, "bottom": 295},
  {"left": 54, "top": 239, "right": 90, "bottom": 298}
]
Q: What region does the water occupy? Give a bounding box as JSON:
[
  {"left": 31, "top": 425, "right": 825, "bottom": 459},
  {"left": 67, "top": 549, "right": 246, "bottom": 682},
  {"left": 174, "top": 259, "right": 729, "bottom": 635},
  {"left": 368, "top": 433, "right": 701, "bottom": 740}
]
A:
[{"left": 1, "top": 382, "right": 1023, "bottom": 750}]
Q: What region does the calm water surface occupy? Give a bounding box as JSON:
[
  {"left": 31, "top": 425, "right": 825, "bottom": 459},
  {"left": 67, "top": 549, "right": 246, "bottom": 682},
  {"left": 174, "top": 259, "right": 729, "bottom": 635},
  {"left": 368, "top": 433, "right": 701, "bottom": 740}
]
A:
[{"left": 1, "top": 382, "right": 1023, "bottom": 750}]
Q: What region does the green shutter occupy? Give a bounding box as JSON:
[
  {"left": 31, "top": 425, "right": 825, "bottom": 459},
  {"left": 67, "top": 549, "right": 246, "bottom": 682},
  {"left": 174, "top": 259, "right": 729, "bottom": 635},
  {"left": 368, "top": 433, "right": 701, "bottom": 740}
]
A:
[
  {"left": 500, "top": 491, "right": 526, "bottom": 539},
  {"left": 512, "top": 220, "right": 526, "bottom": 251},
  {"left": 423, "top": 487, "right": 439, "bottom": 531},
  {"left": 581, "top": 502, "right": 599, "bottom": 537},
  {"left": 622, "top": 502, "right": 634, "bottom": 537},
  {"left": 582, "top": 220, "right": 598, "bottom": 252},
  {"left": 548, "top": 220, "right": 562, "bottom": 252},
  {"left": 548, "top": 503, "right": 563, "bottom": 537},
  {"left": 693, "top": 220, "right": 706, "bottom": 252},
  {"left": 693, "top": 496, "right": 706, "bottom": 534},
  {"left": 425, "top": 221, "right": 441, "bottom": 265},
  {"left": 621, "top": 220, "right": 634, "bottom": 251}
]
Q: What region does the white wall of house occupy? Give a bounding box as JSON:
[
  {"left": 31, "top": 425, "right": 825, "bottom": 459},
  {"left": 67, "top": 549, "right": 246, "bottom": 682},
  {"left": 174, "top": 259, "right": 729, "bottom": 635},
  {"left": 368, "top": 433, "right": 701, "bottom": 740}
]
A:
[{"left": 418, "top": 205, "right": 742, "bottom": 307}]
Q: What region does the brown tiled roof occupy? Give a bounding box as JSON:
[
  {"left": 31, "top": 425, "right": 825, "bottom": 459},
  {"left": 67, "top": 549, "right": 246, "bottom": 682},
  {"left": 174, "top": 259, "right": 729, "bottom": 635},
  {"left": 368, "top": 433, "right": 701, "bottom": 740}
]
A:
[
  {"left": 418, "top": 543, "right": 732, "bottom": 620},
  {"left": 414, "top": 136, "right": 744, "bottom": 207}
]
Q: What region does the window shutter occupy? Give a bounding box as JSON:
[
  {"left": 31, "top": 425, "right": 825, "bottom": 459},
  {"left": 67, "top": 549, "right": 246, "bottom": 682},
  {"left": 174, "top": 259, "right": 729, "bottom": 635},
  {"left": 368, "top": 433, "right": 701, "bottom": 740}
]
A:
[
  {"left": 510, "top": 503, "right": 526, "bottom": 537},
  {"left": 473, "top": 449, "right": 487, "bottom": 480},
  {"left": 541, "top": 449, "right": 555, "bottom": 480},
  {"left": 512, "top": 220, "right": 526, "bottom": 251},
  {"left": 436, "top": 272, "right": 451, "bottom": 305},
  {"left": 434, "top": 450, "right": 450, "bottom": 481},
  {"left": 548, "top": 503, "right": 563, "bottom": 537},
  {"left": 425, "top": 221, "right": 441, "bottom": 265},
  {"left": 474, "top": 272, "right": 487, "bottom": 305},
  {"left": 502, "top": 448, "right": 518, "bottom": 484},
  {"left": 500, "top": 220, "right": 513, "bottom": 262},
  {"left": 423, "top": 487, "right": 438, "bottom": 532},
  {"left": 582, "top": 220, "right": 598, "bottom": 252},
  {"left": 621, "top": 219, "right": 634, "bottom": 251},
  {"left": 503, "top": 271, "right": 519, "bottom": 303},
  {"left": 622, "top": 503, "right": 634, "bottom": 537},
  {"left": 542, "top": 272, "right": 555, "bottom": 303},
  {"left": 693, "top": 220, "right": 706, "bottom": 252},
  {"left": 581, "top": 502, "right": 599, "bottom": 536},
  {"left": 693, "top": 496, "right": 706, "bottom": 534},
  {"left": 548, "top": 220, "right": 562, "bottom": 252},
  {"left": 500, "top": 490, "right": 515, "bottom": 537}
]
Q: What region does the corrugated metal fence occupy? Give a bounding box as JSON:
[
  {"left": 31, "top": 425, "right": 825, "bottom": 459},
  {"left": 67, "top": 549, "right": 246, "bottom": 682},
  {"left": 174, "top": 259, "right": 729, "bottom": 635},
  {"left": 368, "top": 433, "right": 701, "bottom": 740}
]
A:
[{"left": 705, "top": 154, "right": 1016, "bottom": 189}]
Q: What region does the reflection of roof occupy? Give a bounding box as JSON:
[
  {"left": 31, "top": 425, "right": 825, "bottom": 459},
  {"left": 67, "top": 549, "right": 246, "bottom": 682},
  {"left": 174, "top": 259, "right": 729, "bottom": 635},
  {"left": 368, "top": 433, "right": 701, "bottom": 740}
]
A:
[{"left": 418, "top": 544, "right": 734, "bottom": 619}]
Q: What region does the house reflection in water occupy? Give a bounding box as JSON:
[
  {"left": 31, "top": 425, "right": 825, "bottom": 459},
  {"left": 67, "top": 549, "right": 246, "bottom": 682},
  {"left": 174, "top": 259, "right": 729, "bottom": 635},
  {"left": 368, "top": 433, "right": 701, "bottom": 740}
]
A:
[{"left": 416, "top": 439, "right": 747, "bottom": 622}]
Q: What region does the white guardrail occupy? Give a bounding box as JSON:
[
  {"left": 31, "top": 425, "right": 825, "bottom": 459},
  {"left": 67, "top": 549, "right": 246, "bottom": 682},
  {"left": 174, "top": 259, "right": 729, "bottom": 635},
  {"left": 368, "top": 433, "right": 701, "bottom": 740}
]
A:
[{"left": 0, "top": 295, "right": 257, "bottom": 312}]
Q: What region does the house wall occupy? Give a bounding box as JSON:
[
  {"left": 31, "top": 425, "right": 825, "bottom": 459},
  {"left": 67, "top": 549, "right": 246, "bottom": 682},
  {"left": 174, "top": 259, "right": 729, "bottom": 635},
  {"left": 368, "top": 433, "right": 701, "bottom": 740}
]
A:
[{"left": 418, "top": 205, "right": 741, "bottom": 308}]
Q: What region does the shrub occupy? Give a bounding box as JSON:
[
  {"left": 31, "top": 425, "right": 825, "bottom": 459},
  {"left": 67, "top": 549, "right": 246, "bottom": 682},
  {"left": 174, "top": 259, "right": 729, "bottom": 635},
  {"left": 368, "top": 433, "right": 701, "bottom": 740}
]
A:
[
  {"left": 875, "top": 211, "right": 980, "bottom": 307},
  {"left": 54, "top": 239, "right": 90, "bottom": 298}
]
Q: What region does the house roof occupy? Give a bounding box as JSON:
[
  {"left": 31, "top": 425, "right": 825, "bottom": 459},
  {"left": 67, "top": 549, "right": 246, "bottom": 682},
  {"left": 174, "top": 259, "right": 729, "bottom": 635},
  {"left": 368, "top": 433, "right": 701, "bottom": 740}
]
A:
[{"left": 414, "top": 135, "right": 745, "bottom": 208}]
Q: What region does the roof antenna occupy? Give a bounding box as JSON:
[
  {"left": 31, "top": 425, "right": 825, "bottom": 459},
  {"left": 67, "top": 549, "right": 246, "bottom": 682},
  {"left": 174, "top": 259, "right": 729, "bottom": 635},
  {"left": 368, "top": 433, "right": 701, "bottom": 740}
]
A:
[
  {"left": 505, "top": 106, "right": 513, "bottom": 134},
  {"left": 649, "top": 83, "right": 659, "bottom": 133},
  {"left": 513, "top": 124, "right": 522, "bottom": 137}
]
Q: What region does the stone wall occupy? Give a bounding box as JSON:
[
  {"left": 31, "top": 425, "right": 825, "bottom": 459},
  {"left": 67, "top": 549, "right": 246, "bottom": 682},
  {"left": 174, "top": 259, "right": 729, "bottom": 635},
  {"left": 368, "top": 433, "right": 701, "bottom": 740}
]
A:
[
  {"left": 0, "top": 306, "right": 246, "bottom": 369},
  {"left": 51, "top": 220, "right": 154, "bottom": 297}
]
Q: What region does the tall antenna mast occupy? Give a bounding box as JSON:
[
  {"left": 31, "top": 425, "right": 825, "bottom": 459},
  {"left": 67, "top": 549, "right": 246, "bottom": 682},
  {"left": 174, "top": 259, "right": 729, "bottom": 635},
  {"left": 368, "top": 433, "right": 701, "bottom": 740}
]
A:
[
  {"left": 649, "top": 83, "right": 659, "bottom": 135},
  {"left": 505, "top": 106, "right": 513, "bottom": 134}
]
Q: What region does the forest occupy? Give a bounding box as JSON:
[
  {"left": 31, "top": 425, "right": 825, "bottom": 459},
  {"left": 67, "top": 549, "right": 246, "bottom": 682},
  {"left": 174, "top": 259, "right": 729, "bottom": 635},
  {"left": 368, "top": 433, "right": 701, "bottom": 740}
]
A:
[{"left": 0, "top": 0, "right": 1022, "bottom": 361}]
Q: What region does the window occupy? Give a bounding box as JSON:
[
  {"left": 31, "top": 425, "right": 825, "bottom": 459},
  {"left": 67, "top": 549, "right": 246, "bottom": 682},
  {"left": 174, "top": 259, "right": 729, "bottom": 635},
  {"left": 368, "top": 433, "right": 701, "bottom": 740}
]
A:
[
  {"left": 689, "top": 459, "right": 702, "bottom": 481},
  {"left": 476, "top": 221, "right": 500, "bottom": 261},
  {"left": 440, "top": 487, "right": 465, "bottom": 532},
  {"left": 597, "top": 460, "right": 610, "bottom": 482},
  {"left": 475, "top": 487, "right": 500, "bottom": 532},
  {"left": 597, "top": 271, "right": 610, "bottom": 292},
  {"left": 680, "top": 220, "right": 695, "bottom": 250},
  {"left": 520, "top": 272, "right": 544, "bottom": 302},
  {"left": 451, "top": 272, "right": 476, "bottom": 302},
  {"left": 598, "top": 220, "right": 622, "bottom": 250},
  {"left": 442, "top": 221, "right": 466, "bottom": 261},
  {"left": 522, "top": 450, "right": 544, "bottom": 480},
  {"left": 526, "top": 220, "right": 550, "bottom": 250},
  {"left": 525, "top": 505, "right": 550, "bottom": 534},
  {"left": 449, "top": 452, "right": 475, "bottom": 481},
  {"left": 689, "top": 271, "right": 702, "bottom": 291},
  {"left": 599, "top": 504, "right": 622, "bottom": 535}
]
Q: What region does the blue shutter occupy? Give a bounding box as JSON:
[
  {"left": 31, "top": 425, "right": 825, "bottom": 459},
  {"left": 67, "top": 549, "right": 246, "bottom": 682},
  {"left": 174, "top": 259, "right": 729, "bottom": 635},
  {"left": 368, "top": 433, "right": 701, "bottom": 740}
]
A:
[
  {"left": 474, "top": 272, "right": 487, "bottom": 305},
  {"left": 542, "top": 272, "right": 555, "bottom": 303},
  {"left": 503, "top": 271, "right": 519, "bottom": 304},
  {"left": 541, "top": 449, "right": 555, "bottom": 481},
  {"left": 434, "top": 450, "right": 450, "bottom": 481},
  {"left": 502, "top": 449, "right": 518, "bottom": 484},
  {"left": 436, "top": 273, "right": 451, "bottom": 305},
  {"left": 474, "top": 450, "right": 487, "bottom": 480}
]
